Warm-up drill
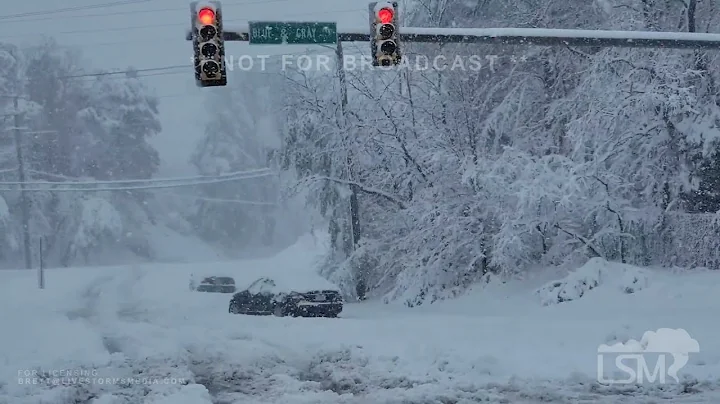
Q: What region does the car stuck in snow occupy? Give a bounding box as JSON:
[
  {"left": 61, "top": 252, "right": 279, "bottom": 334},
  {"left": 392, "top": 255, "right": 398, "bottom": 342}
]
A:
[{"left": 228, "top": 276, "right": 343, "bottom": 317}]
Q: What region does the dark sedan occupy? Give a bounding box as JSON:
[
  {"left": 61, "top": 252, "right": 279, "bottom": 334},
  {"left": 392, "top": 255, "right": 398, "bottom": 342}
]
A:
[{"left": 228, "top": 277, "right": 343, "bottom": 317}]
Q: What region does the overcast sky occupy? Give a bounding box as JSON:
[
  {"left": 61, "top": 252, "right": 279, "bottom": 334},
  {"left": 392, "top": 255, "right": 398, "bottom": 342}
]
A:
[{"left": 0, "top": 0, "right": 370, "bottom": 174}]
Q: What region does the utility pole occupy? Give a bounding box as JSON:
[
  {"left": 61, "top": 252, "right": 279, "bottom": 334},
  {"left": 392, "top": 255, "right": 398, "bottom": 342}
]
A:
[
  {"left": 335, "top": 40, "right": 360, "bottom": 247},
  {"left": 335, "top": 40, "right": 364, "bottom": 299},
  {"left": 12, "top": 96, "right": 32, "bottom": 269}
]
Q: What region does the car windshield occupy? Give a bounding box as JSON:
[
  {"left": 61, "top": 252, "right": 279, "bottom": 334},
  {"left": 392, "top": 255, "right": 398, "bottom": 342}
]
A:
[{"left": 246, "top": 278, "right": 275, "bottom": 294}]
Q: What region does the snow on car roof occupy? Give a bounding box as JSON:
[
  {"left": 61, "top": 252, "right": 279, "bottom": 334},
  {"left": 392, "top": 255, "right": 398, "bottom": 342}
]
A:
[{"left": 235, "top": 268, "right": 339, "bottom": 294}]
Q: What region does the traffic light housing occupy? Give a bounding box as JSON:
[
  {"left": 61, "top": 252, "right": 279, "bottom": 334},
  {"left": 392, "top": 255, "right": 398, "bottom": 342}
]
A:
[
  {"left": 369, "top": 1, "right": 400, "bottom": 66},
  {"left": 190, "top": 1, "right": 227, "bottom": 87}
]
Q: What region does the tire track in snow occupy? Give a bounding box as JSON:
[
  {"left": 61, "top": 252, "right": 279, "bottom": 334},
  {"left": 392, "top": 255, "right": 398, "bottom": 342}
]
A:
[
  {"left": 42, "top": 268, "right": 203, "bottom": 404},
  {"left": 64, "top": 267, "right": 150, "bottom": 354}
]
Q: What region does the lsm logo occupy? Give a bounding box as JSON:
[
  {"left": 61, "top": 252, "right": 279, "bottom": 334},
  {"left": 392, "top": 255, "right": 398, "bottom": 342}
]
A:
[{"left": 597, "top": 328, "right": 699, "bottom": 384}]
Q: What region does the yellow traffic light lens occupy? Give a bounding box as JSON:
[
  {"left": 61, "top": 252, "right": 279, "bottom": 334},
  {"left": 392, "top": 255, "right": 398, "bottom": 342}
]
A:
[
  {"left": 378, "top": 24, "right": 394, "bottom": 39},
  {"left": 199, "top": 25, "right": 217, "bottom": 40}
]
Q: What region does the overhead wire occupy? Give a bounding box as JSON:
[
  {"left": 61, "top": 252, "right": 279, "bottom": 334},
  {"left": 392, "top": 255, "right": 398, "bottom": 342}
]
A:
[
  {"left": 18, "top": 168, "right": 271, "bottom": 185},
  {"left": 0, "top": 0, "right": 301, "bottom": 23},
  {"left": 0, "top": 169, "right": 278, "bottom": 203},
  {"left": 158, "top": 191, "right": 278, "bottom": 206},
  {"left": 53, "top": 48, "right": 338, "bottom": 81},
  {"left": 0, "top": 0, "right": 151, "bottom": 21},
  {"left": 0, "top": 7, "right": 365, "bottom": 40},
  {"left": 0, "top": 168, "right": 272, "bottom": 186},
  {"left": 0, "top": 172, "right": 276, "bottom": 192}
]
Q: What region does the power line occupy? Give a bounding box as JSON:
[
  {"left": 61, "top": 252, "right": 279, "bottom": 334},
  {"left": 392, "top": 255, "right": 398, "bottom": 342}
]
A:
[
  {"left": 160, "top": 192, "right": 277, "bottom": 206},
  {"left": 58, "top": 49, "right": 338, "bottom": 80},
  {"left": 60, "top": 65, "right": 188, "bottom": 79},
  {"left": 0, "top": 0, "right": 151, "bottom": 21},
  {"left": 0, "top": 168, "right": 271, "bottom": 186},
  {"left": 0, "top": 171, "right": 275, "bottom": 192},
  {"left": 0, "top": 7, "right": 364, "bottom": 39},
  {"left": 0, "top": 0, "right": 279, "bottom": 22},
  {"left": 3, "top": 0, "right": 360, "bottom": 25}
]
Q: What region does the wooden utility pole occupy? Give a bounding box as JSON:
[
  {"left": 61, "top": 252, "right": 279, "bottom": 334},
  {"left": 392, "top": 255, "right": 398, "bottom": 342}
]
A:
[
  {"left": 12, "top": 96, "right": 32, "bottom": 269},
  {"left": 335, "top": 40, "right": 361, "bottom": 249},
  {"left": 335, "top": 40, "right": 365, "bottom": 299}
]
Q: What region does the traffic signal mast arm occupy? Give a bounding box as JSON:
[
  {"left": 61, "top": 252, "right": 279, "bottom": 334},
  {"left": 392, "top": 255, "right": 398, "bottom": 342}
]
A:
[
  {"left": 186, "top": 0, "right": 720, "bottom": 87},
  {"left": 187, "top": 25, "right": 720, "bottom": 49}
]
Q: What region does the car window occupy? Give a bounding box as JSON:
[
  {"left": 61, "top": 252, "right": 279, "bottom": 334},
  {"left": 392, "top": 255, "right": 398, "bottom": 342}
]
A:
[{"left": 247, "top": 278, "right": 275, "bottom": 294}]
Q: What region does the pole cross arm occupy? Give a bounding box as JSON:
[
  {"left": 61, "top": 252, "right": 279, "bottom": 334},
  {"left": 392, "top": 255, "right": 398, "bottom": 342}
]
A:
[{"left": 186, "top": 25, "right": 720, "bottom": 49}]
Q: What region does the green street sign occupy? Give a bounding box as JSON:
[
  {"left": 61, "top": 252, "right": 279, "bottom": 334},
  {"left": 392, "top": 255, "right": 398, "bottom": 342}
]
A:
[{"left": 249, "top": 21, "right": 337, "bottom": 45}]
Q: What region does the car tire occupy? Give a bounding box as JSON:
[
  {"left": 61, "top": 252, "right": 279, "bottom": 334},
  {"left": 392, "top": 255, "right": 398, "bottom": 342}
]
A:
[
  {"left": 229, "top": 303, "right": 237, "bottom": 314},
  {"left": 273, "top": 305, "right": 284, "bottom": 317}
]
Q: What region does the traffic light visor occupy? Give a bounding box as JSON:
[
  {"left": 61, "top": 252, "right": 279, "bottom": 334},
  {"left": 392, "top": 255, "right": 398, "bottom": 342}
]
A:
[
  {"left": 198, "top": 8, "right": 215, "bottom": 25},
  {"left": 378, "top": 8, "right": 393, "bottom": 24}
]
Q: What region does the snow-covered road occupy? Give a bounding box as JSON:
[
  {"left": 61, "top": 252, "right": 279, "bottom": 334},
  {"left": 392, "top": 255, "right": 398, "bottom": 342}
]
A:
[{"left": 2, "top": 241, "right": 720, "bottom": 403}]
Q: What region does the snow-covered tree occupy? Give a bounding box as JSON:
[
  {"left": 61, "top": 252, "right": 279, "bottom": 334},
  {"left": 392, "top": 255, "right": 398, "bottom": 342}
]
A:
[
  {"left": 277, "top": 0, "right": 720, "bottom": 304},
  {"left": 0, "top": 38, "right": 164, "bottom": 268},
  {"left": 188, "top": 71, "right": 295, "bottom": 254}
]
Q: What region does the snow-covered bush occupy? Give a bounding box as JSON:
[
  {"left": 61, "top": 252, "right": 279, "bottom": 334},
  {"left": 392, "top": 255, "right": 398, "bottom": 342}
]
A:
[{"left": 535, "top": 258, "right": 651, "bottom": 305}]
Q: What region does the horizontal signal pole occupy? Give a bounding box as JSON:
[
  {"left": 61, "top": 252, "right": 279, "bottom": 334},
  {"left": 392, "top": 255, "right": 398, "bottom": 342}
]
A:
[{"left": 186, "top": 26, "right": 720, "bottom": 49}]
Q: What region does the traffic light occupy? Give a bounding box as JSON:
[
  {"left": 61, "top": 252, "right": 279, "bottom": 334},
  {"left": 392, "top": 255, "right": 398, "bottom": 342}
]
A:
[
  {"left": 369, "top": 1, "right": 400, "bottom": 66},
  {"left": 190, "top": 1, "right": 227, "bottom": 87}
]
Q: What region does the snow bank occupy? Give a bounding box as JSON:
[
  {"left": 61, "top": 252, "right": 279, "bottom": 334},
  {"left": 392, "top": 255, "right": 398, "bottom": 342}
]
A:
[
  {"left": 0, "top": 267, "right": 209, "bottom": 404},
  {"left": 535, "top": 258, "right": 651, "bottom": 305}
]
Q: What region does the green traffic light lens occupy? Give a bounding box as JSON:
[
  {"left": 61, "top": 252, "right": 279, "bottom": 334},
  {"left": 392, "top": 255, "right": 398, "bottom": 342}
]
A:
[{"left": 202, "top": 61, "right": 220, "bottom": 75}]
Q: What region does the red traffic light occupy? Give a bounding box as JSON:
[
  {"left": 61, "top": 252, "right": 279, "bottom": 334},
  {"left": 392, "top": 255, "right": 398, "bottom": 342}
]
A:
[
  {"left": 378, "top": 7, "right": 393, "bottom": 24},
  {"left": 198, "top": 8, "right": 215, "bottom": 25}
]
